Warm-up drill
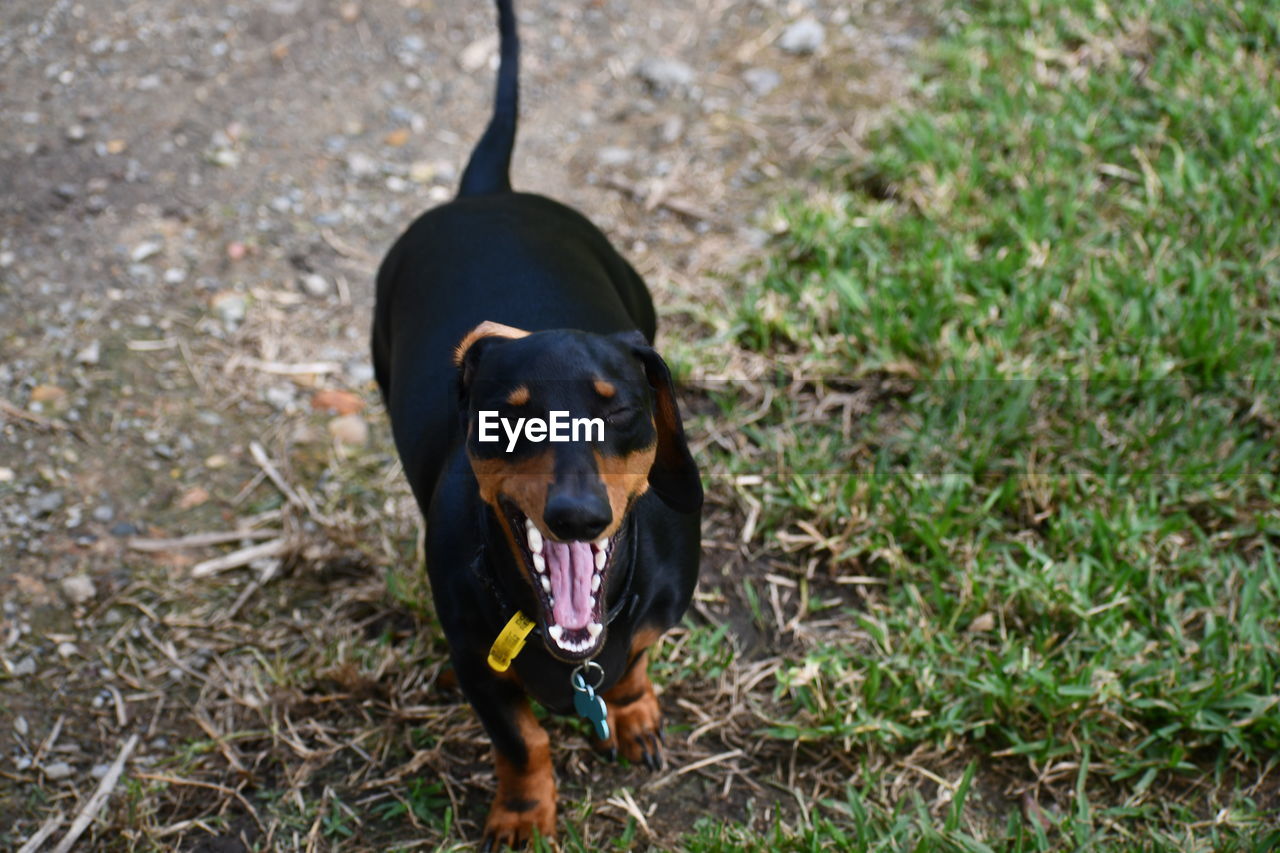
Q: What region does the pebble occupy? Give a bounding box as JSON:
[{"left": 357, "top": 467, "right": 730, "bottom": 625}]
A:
[
  {"left": 28, "top": 491, "right": 64, "bottom": 517},
  {"left": 131, "top": 241, "right": 162, "bottom": 262},
  {"left": 779, "top": 18, "right": 825, "bottom": 54},
  {"left": 65, "top": 124, "right": 86, "bottom": 142},
  {"left": 635, "top": 57, "right": 694, "bottom": 94},
  {"left": 75, "top": 340, "right": 101, "bottom": 365},
  {"left": 597, "top": 147, "right": 634, "bottom": 167},
  {"left": 300, "top": 273, "right": 331, "bottom": 297},
  {"left": 110, "top": 521, "right": 140, "bottom": 537},
  {"left": 91, "top": 763, "right": 113, "bottom": 779},
  {"left": 57, "top": 642, "right": 78, "bottom": 658},
  {"left": 61, "top": 574, "right": 97, "bottom": 605},
  {"left": 211, "top": 291, "right": 247, "bottom": 326},
  {"left": 347, "top": 152, "right": 379, "bottom": 179},
  {"left": 743, "top": 67, "right": 782, "bottom": 96},
  {"left": 163, "top": 267, "right": 187, "bottom": 284},
  {"left": 43, "top": 761, "right": 74, "bottom": 780},
  {"left": 53, "top": 183, "right": 79, "bottom": 201},
  {"left": 12, "top": 656, "right": 37, "bottom": 677},
  {"left": 328, "top": 414, "right": 368, "bottom": 446},
  {"left": 0, "top": 466, "right": 14, "bottom": 483},
  {"left": 13, "top": 716, "right": 28, "bottom": 736},
  {"left": 265, "top": 385, "right": 297, "bottom": 411}
]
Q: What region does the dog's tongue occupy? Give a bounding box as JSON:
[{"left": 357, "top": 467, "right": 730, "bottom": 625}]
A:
[{"left": 544, "top": 540, "right": 594, "bottom": 630}]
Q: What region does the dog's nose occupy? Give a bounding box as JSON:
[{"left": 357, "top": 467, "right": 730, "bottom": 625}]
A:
[{"left": 544, "top": 491, "right": 611, "bottom": 542}]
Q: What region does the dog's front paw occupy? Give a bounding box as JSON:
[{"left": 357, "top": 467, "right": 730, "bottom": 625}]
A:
[
  {"left": 481, "top": 794, "right": 555, "bottom": 851},
  {"left": 597, "top": 688, "right": 664, "bottom": 770}
]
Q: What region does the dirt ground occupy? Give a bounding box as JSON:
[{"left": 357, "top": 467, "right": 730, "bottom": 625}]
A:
[{"left": 1, "top": 0, "right": 923, "bottom": 848}]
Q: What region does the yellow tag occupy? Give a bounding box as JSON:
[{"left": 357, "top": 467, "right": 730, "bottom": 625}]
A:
[{"left": 487, "top": 611, "right": 537, "bottom": 672}]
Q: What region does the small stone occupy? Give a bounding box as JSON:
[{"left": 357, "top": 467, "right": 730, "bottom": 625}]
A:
[
  {"left": 92, "top": 504, "right": 115, "bottom": 522},
  {"left": 408, "top": 161, "right": 437, "bottom": 183},
  {"left": 339, "top": 2, "right": 359, "bottom": 22},
  {"left": 596, "top": 147, "right": 634, "bottom": 168},
  {"left": 14, "top": 716, "right": 28, "bottom": 736},
  {"left": 265, "top": 385, "right": 296, "bottom": 411},
  {"left": 300, "top": 273, "right": 330, "bottom": 297},
  {"left": 384, "top": 127, "right": 411, "bottom": 147},
  {"left": 347, "top": 152, "right": 378, "bottom": 179},
  {"left": 12, "top": 656, "right": 37, "bottom": 677},
  {"left": 211, "top": 291, "right": 247, "bottom": 326},
  {"left": 328, "top": 414, "right": 368, "bottom": 446},
  {"left": 210, "top": 148, "right": 239, "bottom": 167},
  {"left": 163, "top": 267, "right": 187, "bottom": 284},
  {"left": 28, "top": 491, "right": 64, "bottom": 517},
  {"left": 91, "top": 763, "right": 113, "bottom": 779},
  {"left": 57, "top": 642, "right": 78, "bottom": 658},
  {"left": 778, "top": 18, "right": 825, "bottom": 55},
  {"left": 131, "top": 241, "right": 162, "bottom": 262},
  {"left": 75, "top": 340, "right": 101, "bottom": 365},
  {"left": 42, "top": 761, "right": 74, "bottom": 780},
  {"left": 742, "top": 67, "right": 781, "bottom": 96},
  {"left": 226, "top": 240, "right": 247, "bottom": 261},
  {"left": 460, "top": 35, "right": 498, "bottom": 72},
  {"left": 636, "top": 57, "right": 694, "bottom": 94},
  {"left": 61, "top": 574, "right": 97, "bottom": 605},
  {"left": 110, "top": 521, "right": 140, "bottom": 537},
  {"left": 53, "top": 182, "right": 79, "bottom": 200},
  {"left": 0, "top": 251, "right": 14, "bottom": 267},
  {"left": 66, "top": 124, "right": 87, "bottom": 142},
  {"left": 0, "top": 467, "right": 14, "bottom": 483},
  {"left": 205, "top": 454, "right": 230, "bottom": 469}
]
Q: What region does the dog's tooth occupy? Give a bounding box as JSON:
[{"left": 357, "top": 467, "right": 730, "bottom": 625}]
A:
[
  {"left": 594, "top": 536, "right": 609, "bottom": 551},
  {"left": 540, "top": 575, "right": 551, "bottom": 593},
  {"left": 527, "top": 524, "right": 543, "bottom": 554},
  {"left": 587, "top": 622, "right": 603, "bottom": 638},
  {"left": 594, "top": 548, "right": 606, "bottom": 570},
  {"left": 548, "top": 626, "right": 563, "bottom": 642},
  {"left": 591, "top": 574, "right": 601, "bottom": 592},
  {"left": 533, "top": 553, "right": 546, "bottom": 573}
]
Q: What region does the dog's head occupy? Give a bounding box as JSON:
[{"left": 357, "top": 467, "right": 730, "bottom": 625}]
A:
[{"left": 455, "top": 321, "right": 701, "bottom": 661}]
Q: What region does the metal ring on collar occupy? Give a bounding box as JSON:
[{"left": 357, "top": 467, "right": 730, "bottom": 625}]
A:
[{"left": 570, "top": 659, "right": 605, "bottom": 692}]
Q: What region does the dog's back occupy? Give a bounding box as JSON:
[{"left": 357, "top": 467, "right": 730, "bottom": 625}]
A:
[{"left": 371, "top": 0, "right": 656, "bottom": 505}]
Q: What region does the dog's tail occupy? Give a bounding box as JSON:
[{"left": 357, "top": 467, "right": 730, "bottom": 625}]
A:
[{"left": 458, "top": 0, "right": 519, "bottom": 197}]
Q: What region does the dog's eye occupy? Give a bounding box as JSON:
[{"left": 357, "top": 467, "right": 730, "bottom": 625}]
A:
[{"left": 606, "top": 405, "right": 638, "bottom": 424}]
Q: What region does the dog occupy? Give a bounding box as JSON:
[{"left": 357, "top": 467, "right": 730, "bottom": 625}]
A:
[{"left": 370, "top": 0, "right": 703, "bottom": 846}]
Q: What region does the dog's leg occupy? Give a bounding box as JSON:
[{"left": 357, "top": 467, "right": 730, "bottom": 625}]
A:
[
  {"left": 596, "top": 631, "right": 665, "bottom": 770},
  {"left": 463, "top": 671, "right": 557, "bottom": 850}
]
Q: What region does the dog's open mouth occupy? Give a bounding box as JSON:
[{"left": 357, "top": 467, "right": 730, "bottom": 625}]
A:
[{"left": 501, "top": 500, "right": 614, "bottom": 660}]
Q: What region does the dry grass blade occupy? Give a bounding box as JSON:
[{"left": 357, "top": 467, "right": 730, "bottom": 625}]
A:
[
  {"left": 16, "top": 810, "right": 64, "bottom": 853},
  {"left": 128, "top": 529, "right": 278, "bottom": 551},
  {"left": 50, "top": 733, "right": 138, "bottom": 853},
  {"left": 190, "top": 538, "right": 289, "bottom": 577}
]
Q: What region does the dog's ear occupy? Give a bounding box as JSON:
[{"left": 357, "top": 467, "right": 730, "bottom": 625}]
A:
[
  {"left": 454, "top": 321, "right": 529, "bottom": 396},
  {"left": 615, "top": 331, "right": 703, "bottom": 514}
]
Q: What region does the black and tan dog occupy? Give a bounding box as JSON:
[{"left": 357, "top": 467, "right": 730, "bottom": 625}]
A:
[{"left": 371, "top": 0, "right": 702, "bottom": 846}]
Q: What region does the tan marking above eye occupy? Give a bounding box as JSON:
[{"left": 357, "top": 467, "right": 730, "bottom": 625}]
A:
[
  {"left": 593, "top": 379, "right": 617, "bottom": 399},
  {"left": 453, "top": 320, "right": 530, "bottom": 367},
  {"left": 507, "top": 385, "right": 530, "bottom": 406}
]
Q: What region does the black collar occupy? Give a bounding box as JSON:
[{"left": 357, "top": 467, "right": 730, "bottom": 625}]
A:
[{"left": 470, "top": 510, "right": 639, "bottom": 633}]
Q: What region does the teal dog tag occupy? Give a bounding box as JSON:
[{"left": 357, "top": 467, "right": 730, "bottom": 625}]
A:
[{"left": 571, "top": 670, "right": 610, "bottom": 741}]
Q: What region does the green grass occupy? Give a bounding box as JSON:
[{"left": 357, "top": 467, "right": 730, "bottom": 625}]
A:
[{"left": 694, "top": 0, "right": 1280, "bottom": 847}]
